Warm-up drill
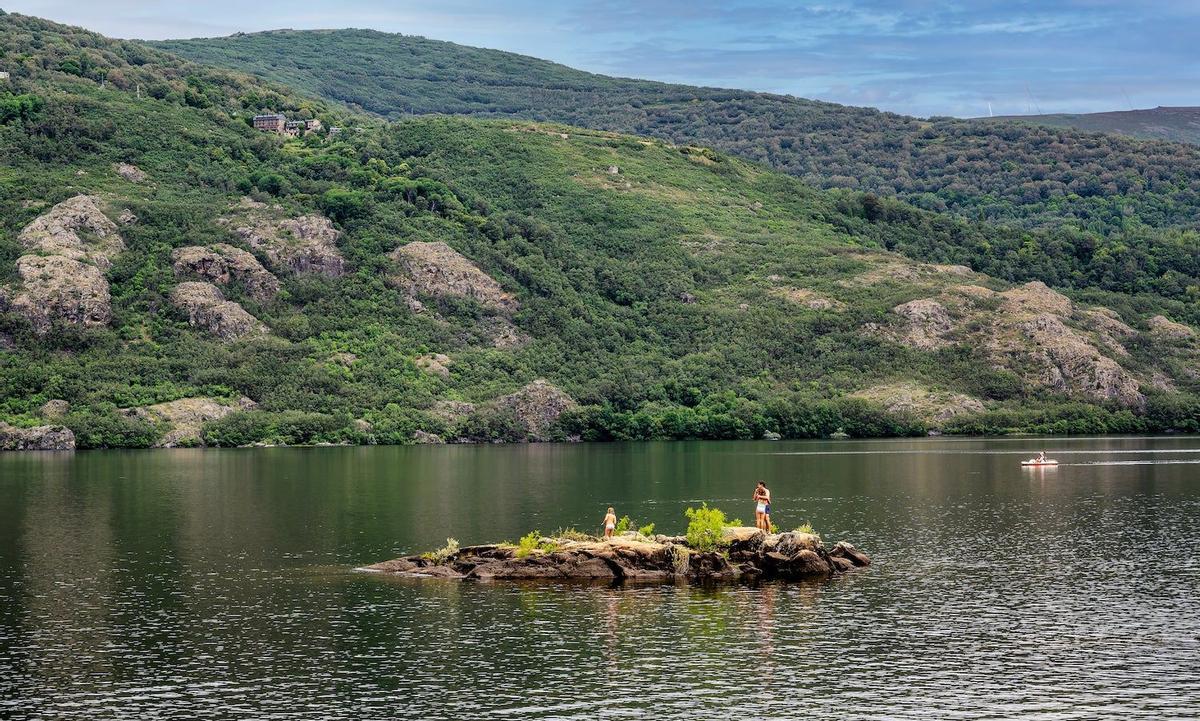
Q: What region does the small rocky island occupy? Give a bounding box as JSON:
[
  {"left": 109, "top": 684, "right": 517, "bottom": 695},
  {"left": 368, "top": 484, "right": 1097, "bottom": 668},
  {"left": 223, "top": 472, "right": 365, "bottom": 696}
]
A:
[{"left": 362, "top": 527, "right": 870, "bottom": 582}]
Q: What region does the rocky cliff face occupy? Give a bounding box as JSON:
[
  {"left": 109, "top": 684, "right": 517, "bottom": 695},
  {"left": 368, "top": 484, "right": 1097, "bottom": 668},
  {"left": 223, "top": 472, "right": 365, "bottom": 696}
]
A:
[
  {"left": 18, "top": 195, "right": 125, "bottom": 271},
  {"left": 390, "top": 241, "right": 517, "bottom": 312},
  {"left": 123, "top": 396, "right": 257, "bottom": 447},
  {"left": 3, "top": 195, "right": 125, "bottom": 334},
  {"left": 0, "top": 422, "right": 76, "bottom": 451},
  {"left": 170, "top": 282, "right": 268, "bottom": 341},
  {"left": 172, "top": 243, "right": 280, "bottom": 300},
  {"left": 877, "top": 280, "right": 1148, "bottom": 408},
  {"left": 5, "top": 255, "right": 112, "bottom": 333},
  {"left": 222, "top": 198, "right": 345, "bottom": 277}
]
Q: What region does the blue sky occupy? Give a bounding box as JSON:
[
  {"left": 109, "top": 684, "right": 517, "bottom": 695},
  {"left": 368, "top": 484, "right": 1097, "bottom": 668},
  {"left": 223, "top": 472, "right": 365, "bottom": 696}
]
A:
[{"left": 6, "top": 1, "right": 1197, "bottom": 117}]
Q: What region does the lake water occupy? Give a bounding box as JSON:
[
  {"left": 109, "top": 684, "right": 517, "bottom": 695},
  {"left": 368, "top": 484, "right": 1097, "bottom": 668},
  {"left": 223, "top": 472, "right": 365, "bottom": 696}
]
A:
[{"left": 1, "top": 437, "right": 1198, "bottom": 720}]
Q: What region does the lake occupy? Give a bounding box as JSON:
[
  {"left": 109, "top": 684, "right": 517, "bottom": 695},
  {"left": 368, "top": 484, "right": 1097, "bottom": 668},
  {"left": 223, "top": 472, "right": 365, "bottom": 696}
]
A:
[{"left": 2, "top": 437, "right": 1198, "bottom": 719}]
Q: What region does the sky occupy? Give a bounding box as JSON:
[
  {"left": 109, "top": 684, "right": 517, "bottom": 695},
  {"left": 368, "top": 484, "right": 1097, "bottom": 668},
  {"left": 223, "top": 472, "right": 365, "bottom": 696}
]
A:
[{"left": 5, "top": 0, "right": 1197, "bottom": 117}]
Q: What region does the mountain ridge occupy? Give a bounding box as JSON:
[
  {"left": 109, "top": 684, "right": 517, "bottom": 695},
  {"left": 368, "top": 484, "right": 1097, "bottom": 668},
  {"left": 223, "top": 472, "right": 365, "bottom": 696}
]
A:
[{"left": 0, "top": 13, "right": 1196, "bottom": 449}]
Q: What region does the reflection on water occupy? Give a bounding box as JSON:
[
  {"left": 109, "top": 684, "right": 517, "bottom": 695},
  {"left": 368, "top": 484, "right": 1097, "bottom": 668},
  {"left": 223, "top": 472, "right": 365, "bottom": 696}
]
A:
[{"left": 1, "top": 437, "right": 1199, "bottom": 719}]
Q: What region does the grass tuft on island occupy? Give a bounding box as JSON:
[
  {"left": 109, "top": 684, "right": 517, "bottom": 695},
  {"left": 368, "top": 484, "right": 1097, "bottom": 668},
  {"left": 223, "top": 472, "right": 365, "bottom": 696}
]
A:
[{"left": 361, "top": 508, "right": 869, "bottom": 583}]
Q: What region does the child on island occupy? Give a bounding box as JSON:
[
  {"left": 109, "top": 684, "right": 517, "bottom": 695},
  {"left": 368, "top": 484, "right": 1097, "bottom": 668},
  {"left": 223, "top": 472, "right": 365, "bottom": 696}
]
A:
[{"left": 602, "top": 507, "right": 617, "bottom": 539}]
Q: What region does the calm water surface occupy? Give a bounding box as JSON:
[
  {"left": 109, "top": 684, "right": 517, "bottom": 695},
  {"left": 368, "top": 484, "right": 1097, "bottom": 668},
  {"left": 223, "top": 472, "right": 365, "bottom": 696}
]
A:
[{"left": 1, "top": 437, "right": 1198, "bottom": 719}]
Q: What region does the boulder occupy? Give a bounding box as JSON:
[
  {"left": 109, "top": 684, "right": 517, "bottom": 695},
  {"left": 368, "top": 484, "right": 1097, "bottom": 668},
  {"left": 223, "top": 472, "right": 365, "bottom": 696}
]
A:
[
  {"left": 890, "top": 298, "right": 954, "bottom": 349},
  {"left": 18, "top": 195, "right": 124, "bottom": 271},
  {"left": 39, "top": 399, "right": 70, "bottom": 419},
  {"left": 8, "top": 255, "right": 112, "bottom": 333},
  {"left": 170, "top": 282, "right": 268, "bottom": 342},
  {"left": 390, "top": 241, "right": 517, "bottom": 312},
  {"left": 124, "top": 396, "right": 256, "bottom": 447},
  {"left": 412, "top": 430, "right": 445, "bottom": 444},
  {"left": 172, "top": 244, "right": 280, "bottom": 300},
  {"left": 829, "top": 541, "right": 872, "bottom": 567},
  {"left": 493, "top": 380, "right": 576, "bottom": 441},
  {"left": 113, "top": 163, "right": 146, "bottom": 183},
  {"left": 0, "top": 422, "right": 75, "bottom": 451},
  {"left": 223, "top": 199, "right": 345, "bottom": 276}
]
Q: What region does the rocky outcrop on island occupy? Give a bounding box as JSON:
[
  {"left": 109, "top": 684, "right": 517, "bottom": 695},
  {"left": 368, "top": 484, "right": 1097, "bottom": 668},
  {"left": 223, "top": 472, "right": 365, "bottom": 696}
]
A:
[
  {"left": 221, "top": 198, "right": 345, "bottom": 277},
  {"left": 17, "top": 195, "right": 125, "bottom": 270},
  {"left": 390, "top": 241, "right": 518, "bottom": 312},
  {"left": 0, "top": 422, "right": 76, "bottom": 451},
  {"left": 122, "top": 396, "right": 257, "bottom": 447},
  {"left": 170, "top": 281, "right": 268, "bottom": 341},
  {"left": 172, "top": 243, "right": 280, "bottom": 300},
  {"left": 361, "top": 527, "right": 870, "bottom": 583}
]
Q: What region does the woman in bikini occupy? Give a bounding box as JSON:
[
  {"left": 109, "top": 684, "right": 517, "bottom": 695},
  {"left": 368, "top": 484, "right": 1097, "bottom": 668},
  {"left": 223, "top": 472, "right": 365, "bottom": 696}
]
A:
[
  {"left": 602, "top": 507, "right": 617, "bottom": 539},
  {"left": 753, "top": 481, "right": 770, "bottom": 531}
]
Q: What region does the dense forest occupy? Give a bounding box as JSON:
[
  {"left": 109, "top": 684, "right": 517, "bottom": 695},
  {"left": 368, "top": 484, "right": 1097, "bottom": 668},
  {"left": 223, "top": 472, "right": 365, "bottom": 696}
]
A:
[
  {"left": 0, "top": 13, "right": 1197, "bottom": 450},
  {"left": 986, "top": 107, "right": 1200, "bottom": 146}
]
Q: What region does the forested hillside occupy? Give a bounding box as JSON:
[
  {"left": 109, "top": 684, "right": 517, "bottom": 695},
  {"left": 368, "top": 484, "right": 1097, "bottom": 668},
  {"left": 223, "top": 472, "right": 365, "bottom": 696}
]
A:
[
  {"left": 987, "top": 107, "right": 1200, "bottom": 146},
  {"left": 154, "top": 29, "right": 1200, "bottom": 307},
  {"left": 1, "top": 13, "right": 1197, "bottom": 450}
]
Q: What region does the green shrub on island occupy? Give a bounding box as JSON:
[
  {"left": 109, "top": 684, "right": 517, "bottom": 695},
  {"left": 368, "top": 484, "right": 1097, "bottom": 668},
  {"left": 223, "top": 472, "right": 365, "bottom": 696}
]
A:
[
  {"left": 421, "top": 537, "right": 459, "bottom": 563},
  {"left": 684, "top": 503, "right": 729, "bottom": 553},
  {"left": 515, "top": 531, "right": 559, "bottom": 558},
  {"left": 637, "top": 523, "right": 656, "bottom": 537},
  {"left": 613, "top": 516, "right": 632, "bottom": 535}
]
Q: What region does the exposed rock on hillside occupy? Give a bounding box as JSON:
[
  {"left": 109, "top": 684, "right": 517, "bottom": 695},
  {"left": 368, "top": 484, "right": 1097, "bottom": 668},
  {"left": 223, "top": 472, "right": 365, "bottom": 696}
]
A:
[
  {"left": 113, "top": 163, "right": 146, "bottom": 182},
  {"left": 0, "top": 422, "right": 75, "bottom": 451},
  {"left": 772, "top": 286, "right": 843, "bottom": 311},
  {"left": 852, "top": 382, "right": 985, "bottom": 423},
  {"left": 18, "top": 195, "right": 125, "bottom": 271},
  {"left": 170, "top": 282, "right": 268, "bottom": 341},
  {"left": 415, "top": 353, "right": 452, "bottom": 378},
  {"left": 1149, "top": 315, "right": 1195, "bottom": 341},
  {"left": 481, "top": 316, "right": 531, "bottom": 349},
  {"left": 172, "top": 243, "right": 280, "bottom": 300},
  {"left": 6, "top": 255, "right": 112, "bottom": 333},
  {"left": 430, "top": 400, "right": 476, "bottom": 424},
  {"left": 875, "top": 281, "right": 1146, "bottom": 408},
  {"left": 890, "top": 299, "right": 954, "bottom": 349},
  {"left": 362, "top": 528, "right": 869, "bottom": 583},
  {"left": 390, "top": 241, "right": 517, "bottom": 312},
  {"left": 222, "top": 198, "right": 345, "bottom": 276},
  {"left": 493, "top": 380, "right": 576, "bottom": 441},
  {"left": 124, "top": 396, "right": 257, "bottom": 447},
  {"left": 39, "top": 400, "right": 70, "bottom": 419}
]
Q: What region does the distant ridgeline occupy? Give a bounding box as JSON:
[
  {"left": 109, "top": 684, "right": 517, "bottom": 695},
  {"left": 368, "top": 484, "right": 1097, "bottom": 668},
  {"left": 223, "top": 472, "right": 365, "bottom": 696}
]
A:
[
  {"left": 154, "top": 30, "right": 1200, "bottom": 304},
  {"left": 0, "top": 12, "right": 1197, "bottom": 451}
]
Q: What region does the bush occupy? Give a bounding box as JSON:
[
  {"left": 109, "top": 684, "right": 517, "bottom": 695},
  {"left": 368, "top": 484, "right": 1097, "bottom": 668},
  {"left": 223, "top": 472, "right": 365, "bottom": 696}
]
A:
[
  {"left": 421, "top": 537, "right": 459, "bottom": 563},
  {"left": 66, "top": 406, "right": 163, "bottom": 449},
  {"left": 637, "top": 523, "right": 656, "bottom": 537},
  {"left": 684, "top": 503, "right": 728, "bottom": 553},
  {"left": 515, "top": 530, "right": 559, "bottom": 558},
  {"left": 614, "top": 515, "right": 632, "bottom": 535}
]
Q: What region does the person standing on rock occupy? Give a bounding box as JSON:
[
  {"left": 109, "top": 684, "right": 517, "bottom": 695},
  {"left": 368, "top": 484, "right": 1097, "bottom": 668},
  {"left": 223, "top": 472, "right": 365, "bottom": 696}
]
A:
[
  {"left": 602, "top": 507, "right": 617, "bottom": 539},
  {"left": 753, "top": 482, "right": 771, "bottom": 532}
]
